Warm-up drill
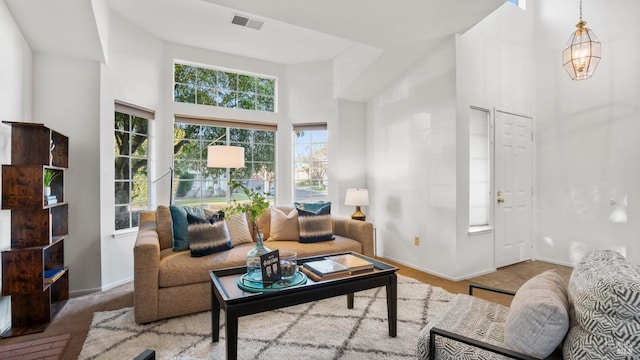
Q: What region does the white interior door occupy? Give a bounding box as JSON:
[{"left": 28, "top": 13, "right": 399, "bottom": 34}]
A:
[{"left": 494, "top": 110, "right": 533, "bottom": 268}]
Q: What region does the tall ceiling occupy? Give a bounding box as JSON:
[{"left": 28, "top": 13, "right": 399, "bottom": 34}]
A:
[
  {"left": 108, "top": 0, "right": 505, "bottom": 64},
  {"left": 4, "top": 0, "right": 506, "bottom": 100}
]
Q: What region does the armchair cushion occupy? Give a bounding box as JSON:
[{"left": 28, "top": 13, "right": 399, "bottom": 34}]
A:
[
  {"left": 504, "top": 269, "right": 569, "bottom": 358},
  {"left": 417, "top": 294, "right": 511, "bottom": 360}
]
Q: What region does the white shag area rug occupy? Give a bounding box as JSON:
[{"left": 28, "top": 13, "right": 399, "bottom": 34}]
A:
[{"left": 79, "top": 275, "right": 453, "bottom": 360}]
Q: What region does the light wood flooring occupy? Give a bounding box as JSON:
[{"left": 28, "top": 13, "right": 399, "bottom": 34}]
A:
[{"left": 0, "top": 258, "right": 572, "bottom": 359}]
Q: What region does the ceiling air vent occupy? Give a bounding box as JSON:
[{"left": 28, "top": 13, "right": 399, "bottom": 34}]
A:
[{"left": 231, "top": 14, "right": 264, "bottom": 30}]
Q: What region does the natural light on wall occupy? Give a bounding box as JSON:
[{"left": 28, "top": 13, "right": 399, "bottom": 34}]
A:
[
  {"left": 507, "top": 0, "right": 526, "bottom": 10},
  {"left": 469, "top": 107, "right": 491, "bottom": 230}
]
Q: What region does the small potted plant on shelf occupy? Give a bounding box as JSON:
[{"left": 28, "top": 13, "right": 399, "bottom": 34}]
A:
[
  {"left": 224, "top": 179, "right": 271, "bottom": 281},
  {"left": 43, "top": 169, "right": 59, "bottom": 197}
]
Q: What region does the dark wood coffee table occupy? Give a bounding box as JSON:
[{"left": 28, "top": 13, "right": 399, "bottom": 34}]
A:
[{"left": 209, "top": 251, "right": 398, "bottom": 360}]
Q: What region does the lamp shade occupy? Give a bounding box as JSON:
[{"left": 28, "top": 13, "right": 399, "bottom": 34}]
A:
[
  {"left": 345, "top": 188, "right": 369, "bottom": 206},
  {"left": 207, "top": 145, "right": 245, "bottom": 168}
]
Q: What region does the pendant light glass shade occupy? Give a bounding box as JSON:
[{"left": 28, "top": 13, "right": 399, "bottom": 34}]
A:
[{"left": 562, "top": 1, "right": 601, "bottom": 80}]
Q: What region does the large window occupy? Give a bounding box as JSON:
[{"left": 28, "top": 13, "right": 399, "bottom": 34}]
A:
[
  {"left": 293, "top": 124, "right": 328, "bottom": 203},
  {"left": 114, "top": 101, "right": 153, "bottom": 230},
  {"left": 469, "top": 107, "right": 491, "bottom": 229},
  {"left": 174, "top": 63, "right": 276, "bottom": 112},
  {"left": 173, "top": 117, "right": 276, "bottom": 206}
]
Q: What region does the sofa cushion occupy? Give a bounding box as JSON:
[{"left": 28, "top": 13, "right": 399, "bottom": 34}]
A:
[
  {"left": 504, "top": 269, "right": 569, "bottom": 358},
  {"left": 297, "top": 203, "right": 334, "bottom": 243},
  {"left": 563, "top": 250, "right": 640, "bottom": 359},
  {"left": 157, "top": 234, "right": 363, "bottom": 288},
  {"left": 226, "top": 213, "right": 254, "bottom": 246},
  {"left": 187, "top": 214, "right": 233, "bottom": 257},
  {"left": 267, "top": 206, "right": 299, "bottom": 241}
]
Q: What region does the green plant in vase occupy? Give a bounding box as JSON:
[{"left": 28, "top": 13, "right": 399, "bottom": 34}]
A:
[
  {"left": 224, "top": 180, "right": 271, "bottom": 281},
  {"left": 43, "top": 169, "right": 60, "bottom": 197}
]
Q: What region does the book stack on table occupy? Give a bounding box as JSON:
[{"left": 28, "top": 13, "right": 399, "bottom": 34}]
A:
[{"left": 301, "top": 254, "right": 374, "bottom": 281}]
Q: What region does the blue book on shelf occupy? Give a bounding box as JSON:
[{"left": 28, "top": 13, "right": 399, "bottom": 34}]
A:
[{"left": 44, "top": 269, "right": 64, "bottom": 283}]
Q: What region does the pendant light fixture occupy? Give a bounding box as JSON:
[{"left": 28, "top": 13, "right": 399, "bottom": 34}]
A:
[{"left": 562, "top": 0, "right": 601, "bottom": 80}]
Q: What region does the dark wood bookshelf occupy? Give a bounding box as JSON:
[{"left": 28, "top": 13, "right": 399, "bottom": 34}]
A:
[{"left": 1, "top": 121, "right": 69, "bottom": 338}]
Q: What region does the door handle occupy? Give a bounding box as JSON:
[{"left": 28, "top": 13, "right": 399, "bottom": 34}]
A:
[{"left": 497, "top": 191, "right": 504, "bottom": 204}]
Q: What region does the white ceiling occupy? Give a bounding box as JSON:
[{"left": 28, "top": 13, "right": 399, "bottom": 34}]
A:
[
  {"left": 108, "top": 0, "right": 505, "bottom": 64},
  {"left": 4, "top": 0, "right": 505, "bottom": 99}
]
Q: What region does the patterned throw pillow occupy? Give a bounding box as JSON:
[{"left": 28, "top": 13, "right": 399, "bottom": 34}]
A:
[
  {"left": 267, "top": 207, "right": 299, "bottom": 241},
  {"left": 296, "top": 202, "right": 334, "bottom": 243},
  {"left": 225, "top": 213, "right": 254, "bottom": 246},
  {"left": 186, "top": 213, "right": 232, "bottom": 257},
  {"left": 504, "top": 269, "right": 569, "bottom": 358},
  {"left": 563, "top": 250, "right": 640, "bottom": 359}
]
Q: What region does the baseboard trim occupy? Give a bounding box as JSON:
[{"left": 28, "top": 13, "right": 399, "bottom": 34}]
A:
[
  {"left": 101, "top": 277, "right": 133, "bottom": 292},
  {"left": 532, "top": 256, "right": 574, "bottom": 268},
  {"left": 70, "top": 287, "right": 102, "bottom": 298},
  {"left": 379, "top": 255, "right": 492, "bottom": 282},
  {"left": 67, "top": 277, "right": 134, "bottom": 298}
]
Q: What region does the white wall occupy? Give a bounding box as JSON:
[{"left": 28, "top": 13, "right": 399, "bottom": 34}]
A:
[
  {"left": 99, "top": 10, "right": 164, "bottom": 290},
  {"left": 0, "top": 0, "right": 32, "bottom": 334},
  {"left": 455, "top": 3, "right": 535, "bottom": 278},
  {"left": 335, "top": 99, "right": 367, "bottom": 219},
  {"left": 366, "top": 35, "right": 459, "bottom": 279},
  {"left": 535, "top": 0, "right": 640, "bottom": 265},
  {"left": 32, "top": 54, "right": 102, "bottom": 296}
]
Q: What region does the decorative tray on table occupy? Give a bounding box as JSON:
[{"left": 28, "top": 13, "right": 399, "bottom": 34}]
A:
[{"left": 237, "top": 271, "right": 307, "bottom": 293}]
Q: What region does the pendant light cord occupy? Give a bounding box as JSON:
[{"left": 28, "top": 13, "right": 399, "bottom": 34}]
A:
[{"left": 579, "top": 0, "right": 583, "bottom": 22}]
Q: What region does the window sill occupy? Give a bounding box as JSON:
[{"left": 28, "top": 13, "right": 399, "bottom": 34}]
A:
[
  {"left": 112, "top": 228, "right": 139, "bottom": 239},
  {"left": 468, "top": 226, "right": 493, "bottom": 236}
]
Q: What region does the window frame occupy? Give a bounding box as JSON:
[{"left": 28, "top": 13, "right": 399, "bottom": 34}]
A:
[
  {"left": 173, "top": 61, "right": 277, "bottom": 113},
  {"left": 468, "top": 107, "right": 493, "bottom": 234},
  {"left": 114, "top": 100, "right": 154, "bottom": 232},
  {"left": 172, "top": 115, "right": 277, "bottom": 207},
  {"left": 292, "top": 123, "right": 329, "bottom": 204}
]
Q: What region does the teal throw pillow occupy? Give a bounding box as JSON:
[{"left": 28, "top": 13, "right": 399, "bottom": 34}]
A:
[
  {"left": 294, "top": 201, "right": 331, "bottom": 212},
  {"left": 296, "top": 202, "right": 334, "bottom": 243},
  {"left": 169, "top": 205, "right": 207, "bottom": 251},
  {"left": 169, "top": 205, "right": 189, "bottom": 251}
]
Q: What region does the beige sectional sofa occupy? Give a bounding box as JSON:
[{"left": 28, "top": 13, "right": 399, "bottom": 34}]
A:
[{"left": 133, "top": 205, "right": 374, "bottom": 324}]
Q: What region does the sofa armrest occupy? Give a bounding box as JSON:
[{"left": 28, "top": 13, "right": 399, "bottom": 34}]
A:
[
  {"left": 133, "top": 212, "right": 161, "bottom": 323},
  {"left": 332, "top": 217, "right": 374, "bottom": 257},
  {"left": 429, "top": 327, "right": 541, "bottom": 360}
]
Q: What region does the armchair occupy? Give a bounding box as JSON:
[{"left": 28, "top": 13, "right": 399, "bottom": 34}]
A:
[{"left": 417, "top": 269, "right": 569, "bottom": 360}]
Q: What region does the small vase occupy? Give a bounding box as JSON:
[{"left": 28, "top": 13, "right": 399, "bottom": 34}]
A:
[
  {"left": 246, "top": 233, "right": 271, "bottom": 282},
  {"left": 44, "top": 187, "right": 51, "bottom": 197}
]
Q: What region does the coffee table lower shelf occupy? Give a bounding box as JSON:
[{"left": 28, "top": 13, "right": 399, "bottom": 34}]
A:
[{"left": 209, "top": 252, "right": 398, "bottom": 360}]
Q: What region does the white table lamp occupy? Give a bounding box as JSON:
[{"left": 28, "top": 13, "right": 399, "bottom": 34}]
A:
[{"left": 345, "top": 188, "right": 369, "bottom": 221}]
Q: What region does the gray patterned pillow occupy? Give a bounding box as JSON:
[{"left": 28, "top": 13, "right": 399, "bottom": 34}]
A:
[
  {"left": 296, "top": 203, "right": 334, "bottom": 243},
  {"left": 187, "top": 214, "right": 232, "bottom": 257},
  {"left": 504, "top": 269, "right": 569, "bottom": 358},
  {"left": 563, "top": 250, "right": 640, "bottom": 359}
]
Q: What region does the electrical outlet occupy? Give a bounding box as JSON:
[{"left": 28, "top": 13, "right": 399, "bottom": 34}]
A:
[{"left": 414, "top": 236, "right": 420, "bottom": 246}]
